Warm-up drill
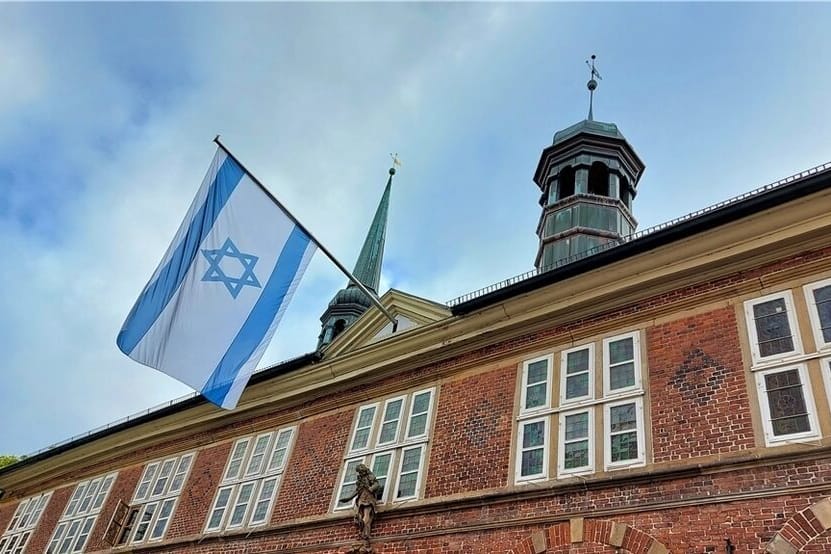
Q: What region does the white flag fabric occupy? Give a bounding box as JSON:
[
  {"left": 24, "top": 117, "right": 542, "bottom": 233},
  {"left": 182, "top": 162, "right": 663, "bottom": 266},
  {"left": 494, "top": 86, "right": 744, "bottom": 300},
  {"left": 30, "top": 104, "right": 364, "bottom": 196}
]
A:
[{"left": 117, "top": 147, "right": 316, "bottom": 409}]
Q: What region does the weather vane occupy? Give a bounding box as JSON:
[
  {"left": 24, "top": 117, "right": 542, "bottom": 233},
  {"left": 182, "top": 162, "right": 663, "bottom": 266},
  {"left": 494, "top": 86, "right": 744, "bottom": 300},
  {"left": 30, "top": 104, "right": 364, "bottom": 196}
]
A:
[
  {"left": 585, "top": 54, "right": 602, "bottom": 121},
  {"left": 389, "top": 153, "right": 402, "bottom": 175}
]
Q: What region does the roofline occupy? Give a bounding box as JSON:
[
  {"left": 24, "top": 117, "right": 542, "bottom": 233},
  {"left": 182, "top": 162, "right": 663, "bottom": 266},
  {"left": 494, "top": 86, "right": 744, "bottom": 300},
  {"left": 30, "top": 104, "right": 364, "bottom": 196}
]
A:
[
  {"left": 452, "top": 164, "right": 831, "bottom": 315},
  {"left": 0, "top": 351, "right": 322, "bottom": 478}
]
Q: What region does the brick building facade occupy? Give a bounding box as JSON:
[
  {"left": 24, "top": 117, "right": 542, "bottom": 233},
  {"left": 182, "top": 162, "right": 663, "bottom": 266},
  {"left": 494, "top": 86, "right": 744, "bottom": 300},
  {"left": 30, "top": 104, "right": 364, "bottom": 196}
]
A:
[{"left": 3, "top": 113, "right": 831, "bottom": 553}]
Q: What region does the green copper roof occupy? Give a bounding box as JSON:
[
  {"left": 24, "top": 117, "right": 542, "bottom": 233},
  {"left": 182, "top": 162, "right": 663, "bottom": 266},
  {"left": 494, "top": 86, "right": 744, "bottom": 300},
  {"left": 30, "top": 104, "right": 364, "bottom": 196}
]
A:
[
  {"left": 553, "top": 119, "right": 624, "bottom": 145},
  {"left": 351, "top": 169, "right": 394, "bottom": 293}
]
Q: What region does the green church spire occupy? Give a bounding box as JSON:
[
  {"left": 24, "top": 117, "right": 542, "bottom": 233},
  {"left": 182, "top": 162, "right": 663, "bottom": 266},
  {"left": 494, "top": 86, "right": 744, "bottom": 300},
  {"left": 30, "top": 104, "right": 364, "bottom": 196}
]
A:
[
  {"left": 317, "top": 163, "right": 397, "bottom": 349},
  {"left": 351, "top": 167, "right": 394, "bottom": 293}
]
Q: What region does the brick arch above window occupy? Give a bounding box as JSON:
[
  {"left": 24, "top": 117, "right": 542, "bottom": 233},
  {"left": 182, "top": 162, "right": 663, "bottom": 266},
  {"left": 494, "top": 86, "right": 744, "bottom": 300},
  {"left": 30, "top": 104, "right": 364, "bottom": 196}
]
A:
[
  {"left": 766, "top": 497, "right": 831, "bottom": 553},
  {"left": 509, "top": 519, "right": 669, "bottom": 554}
]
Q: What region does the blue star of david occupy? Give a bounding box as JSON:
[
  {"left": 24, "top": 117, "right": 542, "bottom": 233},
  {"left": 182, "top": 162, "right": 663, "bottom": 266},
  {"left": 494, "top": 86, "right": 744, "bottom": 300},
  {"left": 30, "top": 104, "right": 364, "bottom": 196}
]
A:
[{"left": 201, "top": 238, "right": 262, "bottom": 299}]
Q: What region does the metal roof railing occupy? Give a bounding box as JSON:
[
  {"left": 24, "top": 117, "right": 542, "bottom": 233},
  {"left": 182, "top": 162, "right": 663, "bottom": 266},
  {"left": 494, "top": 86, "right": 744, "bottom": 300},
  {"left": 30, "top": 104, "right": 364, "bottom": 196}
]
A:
[{"left": 447, "top": 160, "right": 831, "bottom": 307}]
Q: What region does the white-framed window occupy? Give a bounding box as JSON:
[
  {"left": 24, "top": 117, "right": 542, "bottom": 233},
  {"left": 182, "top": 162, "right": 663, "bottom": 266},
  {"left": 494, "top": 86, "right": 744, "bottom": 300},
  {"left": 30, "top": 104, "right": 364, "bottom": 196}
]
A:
[
  {"left": 204, "top": 427, "right": 295, "bottom": 532},
  {"left": 755, "top": 364, "right": 819, "bottom": 444},
  {"left": 744, "top": 291, "right": 803, "bottom": 365},
  {"left": 603, "top": 332, "right": 641, "bottom": 395},
  {"left": 333, "top": 388, "right": 436, "bottom": 511},
  {"left": 47, "top": 472, "right": 117, "bottom": 554},
  {"left": 557, "top": 409, "right": 593, "bottom": 476},
  {"left": 520, "top": 355, "right": 553, "bottom": 413},
  {"left": 514, "top": 331, "right": 646, "bottom": 482},
  {"left": 111, "top": 452, "right": 194, "bottom": 546},
  {"left": 804, "top": 279, "right": 831, "bottom": 352},
  {"left": 560, "top": 345, "right": 594, "bottom": 404},
  {"left": 0, "top": 491, "right": 52, "bottom": 554},
  {"left": 604, "top": 398, "right": 646, "bottom": 469},
  {"left": 515, "top": 417, "right": 549, "bottom": 482}
]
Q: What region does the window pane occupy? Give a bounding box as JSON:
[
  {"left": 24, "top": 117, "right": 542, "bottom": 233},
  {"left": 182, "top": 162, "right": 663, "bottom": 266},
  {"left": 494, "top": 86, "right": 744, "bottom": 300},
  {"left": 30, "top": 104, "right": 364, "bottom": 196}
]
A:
[
  {"left": 337, "top": 460, "right": 363, "bottom": 508},
  {"left": 78, "top": 479, "right": 101, "bottom": 514},
  {"left": 152, "top": 460, "right": 175, "bottom": 496},
  {"left": 814, "top": 286, "right": 831, "bottom": 342},
  {"left": 133, "top": 503, "right": 156, "bottom": 542},
  {"left": 522, "top": 421, "right": 545, "bottom": 448},
  {"left": 250, "top": 478, "right": 277, "bottom": 524},
  {"left": 521, "top": 449, "right": 544, "bottom": 476},
  {"left": 208, "top": 488, "right": 232, "bottom": 530},
  {"left": 525, "top": 383, "right": 547, "bottom": 409},
  {"left": 754, "top": 299, "right": 794, "bottom": 356},
  {"left": 229, "top": 483, "right": 255, "bottom": 526},
  {"left": 564, "top": 413, "right": 588, "bottom": 441},
  {"left": 609, "top": 404, "right": 636, "bottom": 432},
  {"left": 268, "top": 431, "right": 292, "bottom": 472},
  {"left": 527, "top": 360, "right": 548, "bottom": 384},
  {"left": 610, "top": 431, "right": 639, "bottom": 462},
  {"left": 225, "top": 441, "right": 249, "bottom": 480},
  {"left": 566, "top": 350, "right": 589, "bottom": 373},
  {"left": 169, "top": 456, "right": 193, "bottom": 493},
  {"left": 246, "top": 435, "right": 272, "bottom": 476},
  {"left": 351, "top": 428, "right": 371, "bottom": 450},
  {"left": 135, "top": 464, "right": 158, "bottom": 501},
  {"left": 72, "top": 517, "right": 95, "bottom": 552},
  {"left": 372, "top": 454, "right": 392, "bottom": 499},
  {"left": 397, "top": 472, "right": 418, "bottom": 498},
  {"left": 92, "top": 476, "right": 114, "bottom": 510},
  {"left": 150, "top": 499, "right": 176, "bottom": 539},
  {"left": 608, "top": 338, "right": 634, "bottom": 364},
  {"left": 563, "top": 440, "right": 589, "bottom": 469},
  {"left": 379, "top": 399, "right": 403, "bottom": 443},
  {"left": 401, "top": 448, "right": 421, "bottom": 473},
  {"left": 766, "top": 369, "right": 810, "bottom": 435},
  {"left": 65, "top": 483, "right": 87, "bottom": 517},
  {"left": 609, "top": 362, "right": 635, "bottom": 390},
  {"left": 351, "top": 407, "right": 376, "bottom": 450},
  {"left": 411, "top": 392, "right": 431, "bottom": 414},
  {"left": 565, "top": 373, "right": 589, "bottom": 399},
  {"left": 407, "top": 413, "right": 428, "bottom": 437},
  {"left": 357, "top": 407, "right": 376, "bottom": 428}
]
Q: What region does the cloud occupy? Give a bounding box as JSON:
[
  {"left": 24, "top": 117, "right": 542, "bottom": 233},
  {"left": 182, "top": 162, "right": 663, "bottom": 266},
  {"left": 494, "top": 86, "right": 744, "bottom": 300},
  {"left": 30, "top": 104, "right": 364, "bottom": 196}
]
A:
[{"left": 0, "top": 3, "right": 539, "bottom": 454}]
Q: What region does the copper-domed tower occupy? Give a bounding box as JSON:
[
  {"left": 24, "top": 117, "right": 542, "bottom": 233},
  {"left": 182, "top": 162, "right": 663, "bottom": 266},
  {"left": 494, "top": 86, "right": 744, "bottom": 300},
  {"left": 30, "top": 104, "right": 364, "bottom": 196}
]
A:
[{"left": 532, "top": 55, "right": 646, "bottom": 270}]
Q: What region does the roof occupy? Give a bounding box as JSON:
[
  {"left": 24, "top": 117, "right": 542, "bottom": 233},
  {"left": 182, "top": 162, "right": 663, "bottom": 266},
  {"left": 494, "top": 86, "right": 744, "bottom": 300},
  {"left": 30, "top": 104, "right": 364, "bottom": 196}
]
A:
[{"left": 552, "top": 119, "right": 625, "bottom": 145}]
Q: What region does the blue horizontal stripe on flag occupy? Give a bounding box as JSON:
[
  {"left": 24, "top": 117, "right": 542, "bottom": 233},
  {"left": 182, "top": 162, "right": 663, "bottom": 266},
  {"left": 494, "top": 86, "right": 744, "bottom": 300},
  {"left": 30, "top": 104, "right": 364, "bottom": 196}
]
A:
[
  {"left": 117, "top": 156, "right": 245, "bottom": 355},
  {"left": 201, "top": 226, "right": 311, "bottom": 407}
]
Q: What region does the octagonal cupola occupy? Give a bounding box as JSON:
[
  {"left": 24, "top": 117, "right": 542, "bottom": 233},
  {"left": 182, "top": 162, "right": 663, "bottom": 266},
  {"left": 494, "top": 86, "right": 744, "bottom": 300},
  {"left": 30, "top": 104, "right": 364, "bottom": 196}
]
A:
[{"left": 532, "top": 56, "right": 646, "bottom": 271}]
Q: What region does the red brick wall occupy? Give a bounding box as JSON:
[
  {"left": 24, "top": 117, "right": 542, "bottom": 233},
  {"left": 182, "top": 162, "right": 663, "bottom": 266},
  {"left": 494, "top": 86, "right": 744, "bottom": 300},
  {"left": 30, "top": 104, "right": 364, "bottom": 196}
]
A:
[
  {"left": 86, "top": 466, "right": 142, "bottom": 551},
  {"left": 0, "top": 499, "right": 17, "bottom": 535},
  {"left": 426, "top": 365, "right": 515, "bottom": 497},
  {"left": 168, "top": 441, "right": 232, "bottom": 538},
  {"left": 271, "top": 410, "right": 354, "bottom": 523},
  {"left": 647, "top": 306, "right": 756, "bottom": 463},
  {"left": 24, "top": 485, "right": 71, "bottom": 554}
]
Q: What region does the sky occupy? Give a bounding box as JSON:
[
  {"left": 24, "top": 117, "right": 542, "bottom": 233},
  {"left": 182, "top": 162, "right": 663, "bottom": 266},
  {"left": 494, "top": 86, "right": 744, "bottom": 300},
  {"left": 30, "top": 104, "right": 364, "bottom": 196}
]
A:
[{"left": 1, "top": 3, "right": 831, "bottom": 456}]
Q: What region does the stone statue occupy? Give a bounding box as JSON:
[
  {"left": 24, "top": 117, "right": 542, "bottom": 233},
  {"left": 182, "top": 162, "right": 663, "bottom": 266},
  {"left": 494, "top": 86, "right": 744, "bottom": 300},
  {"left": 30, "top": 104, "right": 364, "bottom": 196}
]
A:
[{"left": 340, "top": 463, "right": 381, "bottom": 542}]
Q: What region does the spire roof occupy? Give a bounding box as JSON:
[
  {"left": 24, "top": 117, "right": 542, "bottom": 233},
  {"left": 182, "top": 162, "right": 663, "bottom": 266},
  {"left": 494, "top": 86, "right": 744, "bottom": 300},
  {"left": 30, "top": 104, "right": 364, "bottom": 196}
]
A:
[{"left": 351, "top": 168, "right": 394, "bottom": 293}]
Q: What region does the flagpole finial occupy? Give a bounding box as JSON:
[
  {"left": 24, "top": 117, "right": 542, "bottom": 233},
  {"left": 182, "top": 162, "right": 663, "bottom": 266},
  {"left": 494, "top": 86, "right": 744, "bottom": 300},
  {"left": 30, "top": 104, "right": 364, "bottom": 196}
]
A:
[
  {"left": 585, "top": 54, "right": 602, "bottom": 121},
  {"left": 389, "top": 153, "right": 402, "bottom": 176}
]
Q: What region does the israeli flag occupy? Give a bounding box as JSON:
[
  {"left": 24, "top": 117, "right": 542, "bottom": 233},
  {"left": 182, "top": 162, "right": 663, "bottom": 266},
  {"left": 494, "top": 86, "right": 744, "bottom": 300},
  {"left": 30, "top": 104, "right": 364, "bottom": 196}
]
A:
[{"left": 117, "top": 147, "right": 316, "bottom": 409}]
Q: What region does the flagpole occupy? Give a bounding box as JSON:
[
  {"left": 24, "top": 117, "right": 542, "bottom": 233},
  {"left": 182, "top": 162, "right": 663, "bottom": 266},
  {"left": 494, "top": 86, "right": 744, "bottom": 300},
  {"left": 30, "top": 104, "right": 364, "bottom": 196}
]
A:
[{"left": 213, "top": 136, "right": 399, "bottom": 332}]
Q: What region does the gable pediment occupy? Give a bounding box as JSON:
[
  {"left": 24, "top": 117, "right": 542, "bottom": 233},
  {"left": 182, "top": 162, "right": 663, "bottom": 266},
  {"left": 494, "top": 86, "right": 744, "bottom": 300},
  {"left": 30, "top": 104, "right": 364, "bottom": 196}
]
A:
[{"left": 322, "top": 289, "right": 451, "bottom": 358}]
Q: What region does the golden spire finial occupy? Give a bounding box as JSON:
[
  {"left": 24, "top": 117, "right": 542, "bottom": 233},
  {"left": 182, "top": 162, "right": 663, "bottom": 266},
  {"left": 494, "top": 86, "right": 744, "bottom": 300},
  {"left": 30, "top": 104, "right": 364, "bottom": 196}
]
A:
[{"left": 390, "top": 152, "right": 402, "bottom": 168}]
